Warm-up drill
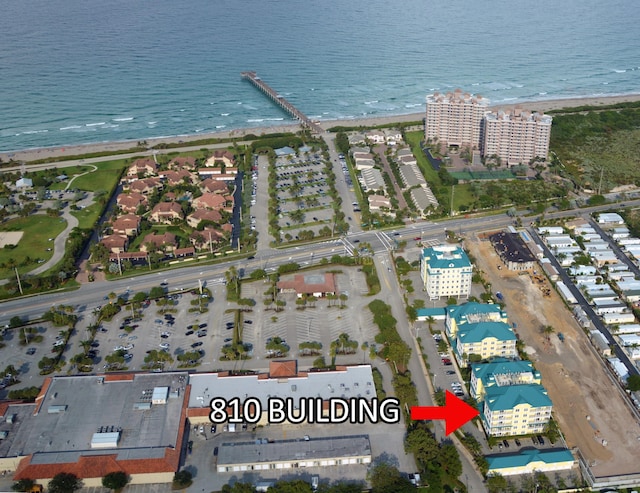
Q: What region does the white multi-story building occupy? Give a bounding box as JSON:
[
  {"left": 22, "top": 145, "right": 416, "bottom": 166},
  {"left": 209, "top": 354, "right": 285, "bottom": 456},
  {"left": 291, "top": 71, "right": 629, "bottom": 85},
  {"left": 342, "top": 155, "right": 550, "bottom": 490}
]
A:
[
  {"left": 420, "top": 245, "right": 472, "bottom": 300},
  {"left": 482, "top": 109, "right": 552, "bottom": 165},
  {"left": 425, "top": 89, "right": 489, "bottom": 149}
]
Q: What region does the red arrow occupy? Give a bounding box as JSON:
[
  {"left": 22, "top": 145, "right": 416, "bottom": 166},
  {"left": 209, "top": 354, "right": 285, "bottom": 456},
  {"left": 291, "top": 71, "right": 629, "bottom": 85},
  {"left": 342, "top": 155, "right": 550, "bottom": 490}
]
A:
[{"left": 410, "top": 390, "right": 480, "bottom": 435}]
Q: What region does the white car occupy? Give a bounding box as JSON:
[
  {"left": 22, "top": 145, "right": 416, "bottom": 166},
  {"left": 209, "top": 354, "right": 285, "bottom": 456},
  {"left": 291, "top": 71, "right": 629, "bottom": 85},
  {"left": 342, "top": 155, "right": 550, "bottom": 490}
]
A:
[
  {"left": 113, "top": 345, "right": 125, "bottom": 351},
  {"left": 159, "top": 343, "right": 170, "bottom": 350},
  {"left": 124, "top": 344, "right": 134, "bottom": 350}
]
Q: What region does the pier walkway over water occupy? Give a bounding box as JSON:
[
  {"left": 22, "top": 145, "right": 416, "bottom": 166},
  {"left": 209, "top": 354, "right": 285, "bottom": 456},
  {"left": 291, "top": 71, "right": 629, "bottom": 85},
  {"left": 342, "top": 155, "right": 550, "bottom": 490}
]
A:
[{"left": 241, "top": 71, "right": 324, "bottom": 134}]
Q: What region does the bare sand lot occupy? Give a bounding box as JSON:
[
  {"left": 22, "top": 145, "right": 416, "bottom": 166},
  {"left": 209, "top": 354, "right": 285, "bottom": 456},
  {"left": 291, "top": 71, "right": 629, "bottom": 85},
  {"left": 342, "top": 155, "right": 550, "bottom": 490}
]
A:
[
  {"left": 467, "top": 235, "right": 640, "bottom": 478},
  {"left": 4, "top": 94, "right": 640, "bottom": 163},
  {"left": 0, "top": 231, "right": 23, "bottom": 248}
]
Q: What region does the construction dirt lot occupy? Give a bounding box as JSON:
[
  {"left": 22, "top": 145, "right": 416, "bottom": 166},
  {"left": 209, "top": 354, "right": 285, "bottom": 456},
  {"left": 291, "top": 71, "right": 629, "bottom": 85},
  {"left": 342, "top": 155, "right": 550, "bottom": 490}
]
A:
[{"left": 467, "top": 235, "right": 640, "bottom": 478}]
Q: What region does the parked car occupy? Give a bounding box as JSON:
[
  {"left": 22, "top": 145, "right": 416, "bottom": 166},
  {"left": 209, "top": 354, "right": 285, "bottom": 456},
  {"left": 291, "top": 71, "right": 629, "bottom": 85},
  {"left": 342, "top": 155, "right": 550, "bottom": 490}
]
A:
[
  {"left": 537, "top": 435, "right": 545, "bottom": 445},
  {"left": 185, "top": 330, "right": 194, "bottom": 336},
  {"left": 502, "top": 439, "right": 509, "bottom": 448},
  {"left": 191, "top": 342, "right": 203, "bottom": 348},
  {"left": 26, "top": 347, "right": 36, "bottom": 355}
]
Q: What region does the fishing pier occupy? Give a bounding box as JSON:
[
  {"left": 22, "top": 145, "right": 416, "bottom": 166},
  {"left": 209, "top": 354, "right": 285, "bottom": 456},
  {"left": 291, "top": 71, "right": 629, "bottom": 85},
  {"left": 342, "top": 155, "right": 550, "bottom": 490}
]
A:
[{"left": 241, "top": 71, "right": 324, "bottom": 134}]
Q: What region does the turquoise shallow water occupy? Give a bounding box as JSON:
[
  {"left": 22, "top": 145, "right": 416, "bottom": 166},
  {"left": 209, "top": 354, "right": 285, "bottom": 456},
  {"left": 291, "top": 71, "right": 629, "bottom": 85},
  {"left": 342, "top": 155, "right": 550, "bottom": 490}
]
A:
[{"left": 1, "top": 0, "right": 639, "bottom": 152}]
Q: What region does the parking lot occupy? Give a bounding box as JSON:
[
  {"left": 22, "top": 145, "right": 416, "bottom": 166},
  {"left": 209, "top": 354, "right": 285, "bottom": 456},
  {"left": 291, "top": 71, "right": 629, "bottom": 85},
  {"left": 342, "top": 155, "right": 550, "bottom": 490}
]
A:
[
  {"left": 271, "top": 150, "right": 338, "bottom": 243},
  {"left": 239, "top": 267, "right": 378, "bottom": 366},
  {"left": 183, "top": 415, "right": 412, "bottom": 492}
]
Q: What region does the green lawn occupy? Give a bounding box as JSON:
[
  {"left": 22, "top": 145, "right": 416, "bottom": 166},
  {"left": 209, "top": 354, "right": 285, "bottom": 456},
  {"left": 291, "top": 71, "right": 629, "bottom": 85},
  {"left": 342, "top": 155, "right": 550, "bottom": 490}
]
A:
[
  {"left": 405, "top": 131, "right": 441, "bottom": 184},
  {"left": 0, "top": 215, "right": 67, "bottom": 279},
  {"left": 70, "top": 159, "right": 128, "bottom": 192},
  {"left": 70, "top": 202, "right": 102, "bottom": 230},
  {"left": 451, "top": 183, "right": 474, "bottom": 212}
]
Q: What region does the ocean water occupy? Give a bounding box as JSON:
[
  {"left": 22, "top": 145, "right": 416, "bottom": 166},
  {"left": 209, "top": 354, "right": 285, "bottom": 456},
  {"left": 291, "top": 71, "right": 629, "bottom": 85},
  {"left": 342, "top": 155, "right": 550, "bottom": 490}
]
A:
[{"left": 1, "top": 0, "right": 639, "bottom": 152}]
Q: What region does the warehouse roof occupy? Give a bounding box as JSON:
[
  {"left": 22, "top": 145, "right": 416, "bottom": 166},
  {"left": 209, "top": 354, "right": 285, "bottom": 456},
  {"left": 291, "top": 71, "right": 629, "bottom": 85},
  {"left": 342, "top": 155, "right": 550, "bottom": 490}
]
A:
[
  {"left": 218, "top": 435, "right": 371, "bottom": 467},
  {"left": 188, "top": 365, "right": 374, "bottom": 409}
]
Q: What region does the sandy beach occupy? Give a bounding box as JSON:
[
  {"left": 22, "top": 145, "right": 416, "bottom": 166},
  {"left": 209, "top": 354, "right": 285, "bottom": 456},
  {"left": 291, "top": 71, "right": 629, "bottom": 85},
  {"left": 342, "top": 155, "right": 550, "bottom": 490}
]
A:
[{"left": 3, "top": 93, "right": 640, "bottom": 164}]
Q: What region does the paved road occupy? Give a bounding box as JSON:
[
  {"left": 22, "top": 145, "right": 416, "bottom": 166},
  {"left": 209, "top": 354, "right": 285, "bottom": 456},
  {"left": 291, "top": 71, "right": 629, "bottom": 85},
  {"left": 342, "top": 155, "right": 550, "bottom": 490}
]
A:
[
  {"left": 0, "top": 141, "right": 254, "bottom": 172},
  {"left": 373, "top": 253, "right": 487, "bottom": 492},
  {"left": 4, "top": 198, "right": 640, "bottom": 325},
  {"left": 321, "top": 133, "right": 361, "bottom": 232}
]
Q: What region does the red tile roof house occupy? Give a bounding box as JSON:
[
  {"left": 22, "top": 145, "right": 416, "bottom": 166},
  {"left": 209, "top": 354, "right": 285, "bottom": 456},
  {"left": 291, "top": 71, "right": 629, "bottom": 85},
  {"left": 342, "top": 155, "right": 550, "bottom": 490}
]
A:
[
  {"left": 200, "top": 178, "right": 231, "bottom": 194},
  {"left": 116, "top": 192, "right": 147, "bottom": 213},
  {"left": 6, "top": 373, "right": 190, "bottom": 487},
  {"left": 192, "top": 192, "right": 227, "bottom": 211},
  {"left": 127, "top": 177, "right": 163, "bottom": 195},
  {"left": 159, "top": 169, "right": 195, "bottom": 186},
  {"left": 126, "top": 158, "right": 157, "bottom": 178},
  {"left": 173, "top": 247, "right": 195, "bottom": 258},
  {"left": 204, "top": 149, "right": 236, "bottom": 168},
  {"left": 100, "top": 234, "right": 128, "bottom": 254},
  {"left": 189, "top": 227, "right": 228, "bottom": 250},
  {"left": 149, "top": 202, "right": 183, "bottom": 224},
  {"left": 167, "top": 156, "right": 196, "bottom": 171},
  {"left": 277, "top": 273, "right": 337, "bottom": 298},
  {"left": 111, "top": 214, "right": 141, "bottom": 237},
  {"left": 140, "top": 232, "right": 177, "bottom": 253},
  {"left": 186, "top": 209, "right": 222, "bottom": 229}
]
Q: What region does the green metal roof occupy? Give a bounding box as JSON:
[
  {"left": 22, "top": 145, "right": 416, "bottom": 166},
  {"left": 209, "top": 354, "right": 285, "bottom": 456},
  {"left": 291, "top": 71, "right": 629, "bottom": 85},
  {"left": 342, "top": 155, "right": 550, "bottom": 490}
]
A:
[
  {"left": 487, "top": 448, "right": 574, "bottom": 470},
  {"left": 422, "top": 246, "right": 472, "bottom": 270},
  {"left": 472, "top": 358, "right": 538, "bottom": 383},
  {"left": 485, "top": 384, "right": 552, "bottom": 411},
  {"left": 446, "top": 302, "right": 506, "bottom": 324},
  {"left": 457, "top": 321, "right": 516, "bottom": 344}
]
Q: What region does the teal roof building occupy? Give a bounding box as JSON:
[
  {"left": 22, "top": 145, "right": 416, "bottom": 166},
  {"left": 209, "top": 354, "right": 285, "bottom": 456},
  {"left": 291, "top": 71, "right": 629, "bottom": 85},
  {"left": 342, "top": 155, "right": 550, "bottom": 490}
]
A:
[
  {"left": 452, "top": 321, "right": 518, "bottom": 364},
  {"left": 471, "top": 358, "right": 541, "bottom": 399},
  {"left": 420, "top": 245, "right": 472, "bottom": 300},
  {"left": 487, "top": 449, "right": 574, "bottom": 476},
  {"left": 457, "top": 322, "right": 516, "bottom": 344},
  {"left": 482, "top": 384, "right": 553, "bottom": 437}
]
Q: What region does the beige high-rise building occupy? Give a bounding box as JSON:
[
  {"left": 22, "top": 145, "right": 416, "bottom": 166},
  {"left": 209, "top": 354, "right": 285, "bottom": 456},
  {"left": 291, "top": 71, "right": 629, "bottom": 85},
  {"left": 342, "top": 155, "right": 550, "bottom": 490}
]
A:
[
  {"left": 483, "top": 108, "right": 552, "bottom": 165},
  {"left": 425, "top": 89, "right": 489, "bottom": 149}
]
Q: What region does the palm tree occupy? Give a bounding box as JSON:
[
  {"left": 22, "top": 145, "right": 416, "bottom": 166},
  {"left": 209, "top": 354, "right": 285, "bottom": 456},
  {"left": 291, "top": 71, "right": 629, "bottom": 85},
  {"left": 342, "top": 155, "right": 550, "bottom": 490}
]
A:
[
  {"left": 80, "top": 340, "right": 92, "bottom": 354},
  {"left": 427, "top": 316, "right": 435, "bottom": 333},
  {"left": 339, "top": 293, "right": 348, "bottom": 308},
  {"left": 542, "top": 325, "right": 554, "bottom": 342}
]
